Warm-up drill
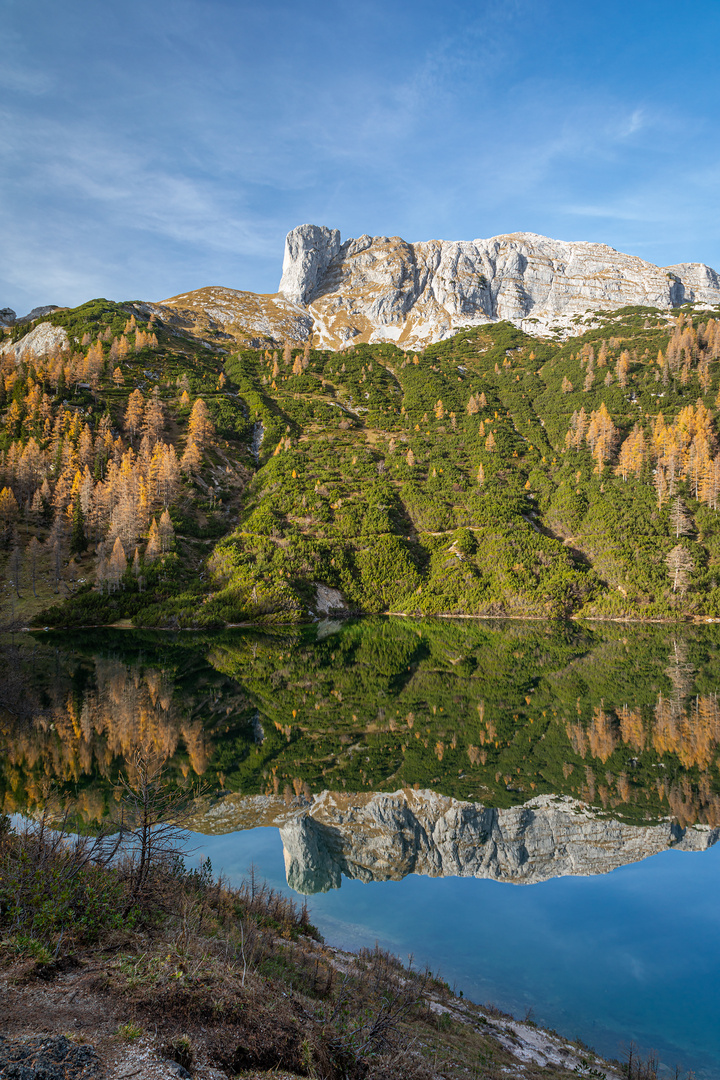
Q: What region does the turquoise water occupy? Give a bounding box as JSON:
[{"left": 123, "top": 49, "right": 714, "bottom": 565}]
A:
[{"left": 190, "top": 826, "right": 720, "bottom": 1078}]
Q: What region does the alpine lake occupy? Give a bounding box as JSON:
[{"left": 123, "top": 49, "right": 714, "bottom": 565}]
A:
[{"left": 2, "top": 617, "right": 720, "bottom": 1077}]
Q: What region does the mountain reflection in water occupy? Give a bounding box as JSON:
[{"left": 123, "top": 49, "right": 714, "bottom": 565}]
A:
[
  {"left": 2, "top": 617, "right": 720, "bottom": 889},
  {"left": 4, "top": 617, "right": 720, "bottom": 1075},
  {"left": 184, "top": 787, "right": 719, "bottom": 894}
]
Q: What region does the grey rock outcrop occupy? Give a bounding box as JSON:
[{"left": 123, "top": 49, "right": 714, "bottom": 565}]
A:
[
  {"left": 16, "top": 304, "right": 61, "bottom": 324},
  {"left": 158, "top": 227, "right": 720, "bottom": 351},
  {"left": 279, "top": 224, "right": 342, "bottom": 305},
  {"left": 0, "top": 308, "right": 16, "bottom": 327},
  {"left": 313, "top": 583, "right": 348, "bottom": 617},
  {"left": 0, "top": 321, "right": 69, "bottom": 362},
  {"left": 277, "top": 226, "right": 720, "bottom": 347}
]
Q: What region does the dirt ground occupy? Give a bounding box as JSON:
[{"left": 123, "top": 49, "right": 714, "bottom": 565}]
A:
[{"left": 0, "top": 963, "right": 302, "bottom": 1080}]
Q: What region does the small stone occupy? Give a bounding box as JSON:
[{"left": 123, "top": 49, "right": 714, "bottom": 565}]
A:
[{"left": 161, "top": 1060, "right": 192, "bottom": 1079}]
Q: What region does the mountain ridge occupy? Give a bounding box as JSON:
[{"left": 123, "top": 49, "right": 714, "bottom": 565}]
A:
[
  {"left": 277, "top": 224, "right": 720, "bottom": 347},
  {"left": 131, "top": 225, "right": 720, "bottom": 353},
  {"left": 7, "top": 227, "right": 720, "bottom": 353},
  {"left": 6, "top": 248, "right": 720, "bottom": 629}
]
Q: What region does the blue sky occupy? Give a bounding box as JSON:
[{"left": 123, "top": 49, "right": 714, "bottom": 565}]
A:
[{"left": 2, "top": 0, "right": 720, "bottom": 314}]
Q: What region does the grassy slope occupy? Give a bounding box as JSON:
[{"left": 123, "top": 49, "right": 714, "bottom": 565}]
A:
[
  {"left": 4, "top": 300, "right": 720, "bottom": 626},
  {"left": 206, "top": 304, "right": 720, "bottom": 623}
]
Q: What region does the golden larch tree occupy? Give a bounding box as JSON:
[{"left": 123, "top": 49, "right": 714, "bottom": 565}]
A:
[
  {"left": 125, "top": 389, "right": 144, "bottom": 443},
  {"left": 616, "top": 350, "right": 630, "bottom": 387},
  {"left": 614, "top": 424, "right": 645, "bottom": 480},
  {"left": 142, "top": 387, "right": 165, "bottom": 446},
  {"left": 188, "top": 398, "right": 214, "bottom": 451},
  {"left": 586, "top": 403, "right": 618, "bottom": 473},
  {"left": 181, "top": 438, "right": 202, "bottom": 476},
  {"left": 159, "top": 508, "right": 175, "bottom": 552},
  {"left": 145, "top": 518, "right": 161, "bottom": 562}
]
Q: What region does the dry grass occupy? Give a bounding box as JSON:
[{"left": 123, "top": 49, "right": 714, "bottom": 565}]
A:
[
  {"left": 0, "top": 543, "right": 97, "bottom": 626},
  {"left": 0, "top": 789, "right": 625, "bottom": 1080}
]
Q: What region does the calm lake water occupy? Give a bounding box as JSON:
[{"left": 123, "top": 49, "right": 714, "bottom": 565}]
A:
[
  {"left": 2, "top": 618, "right": 720, "bottom": 1076},
  {"left": 189, "top": 827, "right": 720, "bottom": 1078}
]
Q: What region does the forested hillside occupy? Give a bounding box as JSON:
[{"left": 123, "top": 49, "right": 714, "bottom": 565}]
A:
[{"left": 3, "top": 299, "right": 720, "bottom": 625}]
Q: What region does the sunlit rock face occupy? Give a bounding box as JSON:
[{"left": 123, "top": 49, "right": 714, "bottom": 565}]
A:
[
  {"left": 0, "top": 321, "right": 69, "bottom": 362},
  {"left": 153, "top": 226, "right": 720, "bottom": 349},
  {"left": 187, "top": 788, "right": 720, "bottom": 895},
  {"left": 278, "top": 226, "right": 720, "bottom": 347},
  {"left": 279, "top": 224, "right": 343, "bottom": 305}
]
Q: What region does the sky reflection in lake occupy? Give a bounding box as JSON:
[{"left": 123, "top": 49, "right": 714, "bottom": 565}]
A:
[{"left": 190, "top": 826, "right": 720, "bottom": 1078}]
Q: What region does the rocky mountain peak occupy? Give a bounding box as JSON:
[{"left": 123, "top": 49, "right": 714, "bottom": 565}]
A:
[
  {"left": 278, "top": 223, "right": 342, "bottom": 305},
  {"left": 276, "top": 225, "right": 720, "bottom": 348},
  {"left": 150, "top": 226, "right": 720, "bottom": 352}
]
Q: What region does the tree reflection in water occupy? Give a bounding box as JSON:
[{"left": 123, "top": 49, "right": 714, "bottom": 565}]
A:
[{"left": 1, "top": 619, "right": 720, "bottom": 837}]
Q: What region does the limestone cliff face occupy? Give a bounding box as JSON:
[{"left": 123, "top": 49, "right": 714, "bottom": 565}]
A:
[
  {"left": 279, "top": 225, "right": 342, "bottom": 305},
  {"left": 186, "top": 788, "right": 719, "bottom": 895},
  {"left": 278, "top": 226, "right": 720, "bottom": 348},
  {"left": 150, "top": 226, "right": 720, "bottom": 350}
]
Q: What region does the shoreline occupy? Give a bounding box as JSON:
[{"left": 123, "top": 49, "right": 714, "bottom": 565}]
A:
[
  {"left": 1, "top": 815, "right": 625, "bottom": 1080},
  {"left": 7, "top": 617, "right": 720, "bottom": 630},
  {"left": 6, "top": 609, "right": 719, "bottom": 633}
]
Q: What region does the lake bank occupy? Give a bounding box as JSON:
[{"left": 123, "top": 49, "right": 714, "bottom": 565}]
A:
[
  {"left": 2, "top": 617, "right": 719, "bottom": 1076},
  {"left": 0, "top": 816, "right": 622, "bottom": 1080}
]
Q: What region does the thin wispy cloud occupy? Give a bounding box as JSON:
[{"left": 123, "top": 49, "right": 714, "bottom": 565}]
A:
[
  {"left": 2, "top": 0, "right": 720, "bottom": 312},
  {"left": 618, "top": 108, "right": 645, "bottom": 138},
  {"left": 0, "top": 62, "right": 53, "bottom": 96},
  {"left": 0, "top": 27, "right": 54, "bottom": 96}
]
